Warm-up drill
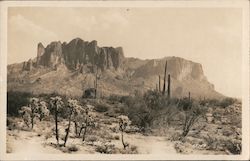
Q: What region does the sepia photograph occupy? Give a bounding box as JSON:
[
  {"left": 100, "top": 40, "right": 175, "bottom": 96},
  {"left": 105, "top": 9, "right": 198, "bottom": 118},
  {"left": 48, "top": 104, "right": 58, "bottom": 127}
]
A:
[{"left": 0, "top": 0, "right": 249, "bottom": 160}]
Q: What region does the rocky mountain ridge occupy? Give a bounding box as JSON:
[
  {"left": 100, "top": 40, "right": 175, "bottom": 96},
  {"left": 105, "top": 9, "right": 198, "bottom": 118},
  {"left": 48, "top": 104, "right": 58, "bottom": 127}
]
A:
[
  {"left": 22, "top": 38, "right": 124, "bottom": 73},
  {"left": 8, "top": 38, "right": 224, "bottom": 99}
]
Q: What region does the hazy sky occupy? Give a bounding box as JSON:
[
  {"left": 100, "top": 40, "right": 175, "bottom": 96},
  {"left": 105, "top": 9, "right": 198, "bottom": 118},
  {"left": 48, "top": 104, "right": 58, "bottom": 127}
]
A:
[{"left": 8, "top": 7, "right": 242, "bottom": 98}]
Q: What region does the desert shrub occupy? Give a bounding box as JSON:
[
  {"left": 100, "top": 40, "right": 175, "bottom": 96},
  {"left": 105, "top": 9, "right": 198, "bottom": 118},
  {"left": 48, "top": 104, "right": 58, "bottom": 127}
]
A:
[
  {"left": 97, "top": 129, "right": 111, "bottom": 139},
  {"left": 224, "top": 140, "right": 241, "bottom": 154},
  {"left": 114, "top": 135, "right": 120, "bottom": 140},
  {"left": 67, "top": 145, "right": 79, "bottom": 152},
  {"left": 219, "top": 98, "right": 237, "bottom": 108},
  {"left": 174, "top": 141, "right": 185, "bottom": 153},
  {"left": 204, "top": 137, "right": 241, "bottom": 154},
  {"left": 104, "top": 111, "right": 117, "bottom": 118},
  {"left": 120, "top": 145, "right": 138, "bottom": 154},
  {"left": 108, "top": 94, "right": 122, "bottom": 103},
  {"left": 125, "top": 126, "right": 140, "bottom": 133},
  {"left": 95, "top": 142, "right": 116, "bottom": 154},
  {"left": 199, "top": 97, "right": 237, "bottom": 108},
  {"left": 103, "top": 119, "right": 113, "bottom": 125},
  {"left": 178, "top": 97, "right": 193, "bottom": 110},
  {"left": 45, "top": 132, "right": 53, "bottom": 140},
  {"left": 86, "top": 135, "right": 98, "bottom": 143},
  {"left": 181, "top": 102, "right": 207, "bottom": 137},
  {"left": 110, "top": 126, "right": 119, "bottom": 133},
  {"left": 7, "top": 118, "right": 16, "bottom": 130},
  {"left": 204, "top": 135, "right": 220, "bottom": 150},
  {"left": 130, "top": 145, "right": 138, "bottom": 152},
  {"left": 120, "top": 90, "right": 180, "bottom": 130},
  {"left": 95, "top": 104, "right": 109, "bottom": 113},
  {"left": 7, "top": 91, "right": 32, "bottom": 116},
  {"left": 199, "top": 98, "right": 220, "bottom": 107},
  {"left": 169, "top": 132, "right": 183, "bottom": 142},
  {"left": 143, "top": 90, "right": 167, "bottom": 110},
  {"left": 114, "top": 108, "right": 121, "bottom": 114}
]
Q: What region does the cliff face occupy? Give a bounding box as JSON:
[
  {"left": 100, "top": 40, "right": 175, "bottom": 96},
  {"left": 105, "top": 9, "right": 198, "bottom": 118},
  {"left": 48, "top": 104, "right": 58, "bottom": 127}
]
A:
[
  {"left": 24, "top": 38, "right": 125, "bottom": 72},
  {"left": 133, "top": 57, "right": 206, "bottom": 81}
]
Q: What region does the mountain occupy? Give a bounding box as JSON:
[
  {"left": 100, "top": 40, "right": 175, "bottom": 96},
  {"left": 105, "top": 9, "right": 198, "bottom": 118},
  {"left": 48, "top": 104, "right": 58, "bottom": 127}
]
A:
[{"left": 7, "top": 38, "right": 224, "bottom": 99}]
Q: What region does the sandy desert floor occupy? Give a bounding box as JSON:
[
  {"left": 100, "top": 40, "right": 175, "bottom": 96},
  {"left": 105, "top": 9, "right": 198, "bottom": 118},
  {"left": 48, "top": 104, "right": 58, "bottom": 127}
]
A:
[{"left": 6, "top": 101, "right": 241, "bottom": 155}]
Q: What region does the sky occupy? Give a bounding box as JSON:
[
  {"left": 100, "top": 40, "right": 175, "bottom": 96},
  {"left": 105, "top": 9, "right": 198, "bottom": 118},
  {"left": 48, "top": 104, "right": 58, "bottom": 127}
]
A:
[{"left": 7, "top": 7, "right": 242, "bottom": 98}]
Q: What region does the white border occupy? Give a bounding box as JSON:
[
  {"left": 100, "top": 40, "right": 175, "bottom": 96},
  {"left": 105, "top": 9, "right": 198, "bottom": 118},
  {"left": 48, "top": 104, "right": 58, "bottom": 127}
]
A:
[{"left": 0, "top": 0, "right": 249, "bottom": 160}]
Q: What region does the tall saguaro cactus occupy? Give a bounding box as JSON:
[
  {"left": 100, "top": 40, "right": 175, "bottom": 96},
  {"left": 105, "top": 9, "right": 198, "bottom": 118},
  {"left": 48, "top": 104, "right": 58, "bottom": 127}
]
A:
[
  {"left": 158, "top": 75, "right": 161, "bottom": 92},
  {"left": 162, "top": 60, "right": 168, "bottom": 95},
  {"left": 167, "top": 74, "right": 171, "bottom": 98},
  {"left": 188, "top": 92, "right": 191, "bottom": 102},
  {"left": 95, "top": 73, "right": 98, "bottom": 98}
]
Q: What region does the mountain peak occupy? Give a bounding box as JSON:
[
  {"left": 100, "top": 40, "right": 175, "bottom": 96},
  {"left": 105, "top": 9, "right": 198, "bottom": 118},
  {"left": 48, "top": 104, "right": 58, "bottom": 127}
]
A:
[
  {"left": 24, "top": 38, "right": 125, "bottom": 71},
  {"left": 9, "top": 37, "right": 223, "bottom": 99}
]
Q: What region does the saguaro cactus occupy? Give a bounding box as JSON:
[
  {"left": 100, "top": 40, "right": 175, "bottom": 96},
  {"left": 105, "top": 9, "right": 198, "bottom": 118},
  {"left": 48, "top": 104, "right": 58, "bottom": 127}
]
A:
[
  {"left": 95, "top": 73, "right": 98, "bottom": 98},
  {"left": 158, "top": 75, "right": 161, "bottom": 92},
  {"left": 162, "top": 60, "right": 167, "bottom": 95},
  {"left": 167, "top": 74, "right": 171, "bottom": 99}
]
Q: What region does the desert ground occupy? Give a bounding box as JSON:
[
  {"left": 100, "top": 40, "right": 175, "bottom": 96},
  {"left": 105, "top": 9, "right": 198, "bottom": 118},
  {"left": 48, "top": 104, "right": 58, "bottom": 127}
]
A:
[{"left": 7, "top": 95, "right": 242, "bottom": 155}]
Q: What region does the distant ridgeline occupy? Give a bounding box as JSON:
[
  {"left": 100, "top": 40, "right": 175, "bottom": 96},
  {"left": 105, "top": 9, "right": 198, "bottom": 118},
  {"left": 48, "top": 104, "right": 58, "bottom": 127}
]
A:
[{"left": 7, "top": 38, "right": 224, "bottom": 99}]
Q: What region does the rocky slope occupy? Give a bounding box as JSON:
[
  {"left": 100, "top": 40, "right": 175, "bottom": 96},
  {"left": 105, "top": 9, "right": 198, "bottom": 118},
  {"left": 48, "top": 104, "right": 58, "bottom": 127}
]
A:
[{"left": 7, "top": 38, "right": 223, "bottom": 99}]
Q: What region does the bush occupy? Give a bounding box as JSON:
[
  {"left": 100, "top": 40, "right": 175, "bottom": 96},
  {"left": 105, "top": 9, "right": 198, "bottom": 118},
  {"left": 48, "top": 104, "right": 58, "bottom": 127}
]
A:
[
  {"left": 67, "top": 145, "right": 79, "bottom": 152},
  {"left": 199, "top": 97, "right": 237, "bottom": 108},
  {"left": 199, "top": 98, "right": 220, "bottom": 107},
  {"left": 224, "top": 140, "right": 241, "bottom": 154},
  {"left": 204, "top": 135, "right": 220, "bottom": 150},
  {"left": 86, "top": 135, "right": 98, "bottom": 143},
  {"left": 108, "top": 95, "right": 122, "bottom": 103},
  {"left": 97, "top": 129, "right": 114, "bottom": 141},
  {"left": 95, "top": 104, "right": 109, "bottom": 113},
  {"left": 103, "top": 120, "right": 112, "bottom": 125},
  {"left": 95, "top": 142, "right": 116, "bottom": 154},
  {"left": 7, "top": 91, "right": 32, "bottom": 116},
  {"left": 130, "top": 145, "right": 137, "bottom": 151},
  {"left": 181, "top": 102, "right": 207, "bottom": 137},
  {"left": 120, "top": 145, "right": 138, "bottom": 154},
  {"left": 219, "top": 98, "right": 236, "bottom": 108},
  {"left": 114, "top": 135, "right": 120, "bottom": 140},
  {"left": 120, "top": 90, "right": 181, "bottom": 130}
]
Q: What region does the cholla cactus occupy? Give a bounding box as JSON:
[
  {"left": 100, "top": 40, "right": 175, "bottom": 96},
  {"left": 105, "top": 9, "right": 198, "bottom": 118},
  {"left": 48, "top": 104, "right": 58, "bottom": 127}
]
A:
[
  {"left": 72, "top": 104, "right": 84, "bottom": 136},
  {"left": 29, "top": 97, "right": 40, "bottom": 128},
  {"left": 19, "top": 106, "right": 32, "bottom": 127},
  {"left": 50, "top": 96, "right": 64, "bottom": 145},
  {"left": 117, "top": 115, "right": 131, "bottom": 149},
  {"left": 37, "top": 101, "right": 50, "bottom": 121},
  {"left": 63, "top": 98, "right": 79, "bottom": 147},
  {"left": 78, "top": 104, "right": 95, "bottom": 142},
  {"left": 18, "top": 97, "right": 40, "bottom": 129}
]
